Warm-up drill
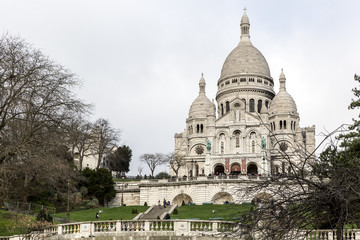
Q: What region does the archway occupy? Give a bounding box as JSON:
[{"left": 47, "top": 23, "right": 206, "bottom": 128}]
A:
[
  {"left": 230, "top": 163, "right": 241, "bottom": 175},
  {"left": 211, "top": 192, "right": 234, "bottom": 204},
  {"left": 247, "top": 163, "right": 258, "bottom": 175},
  {"left": 172, "top": 194, "right": 193, "bottom": 206},
  {"left": 214, "top": 164, "right": 225, "bottom": 175}
]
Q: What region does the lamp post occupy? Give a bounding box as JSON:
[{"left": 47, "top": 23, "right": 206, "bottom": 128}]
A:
[{"left": 66, "top": 182, "right": 70, "bottom": 223}]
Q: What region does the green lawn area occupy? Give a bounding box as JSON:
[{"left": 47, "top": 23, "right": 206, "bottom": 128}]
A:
[
  {"left": 53, "top": 206, "right": 149, "bottom": 222},
  {"left": 0, "top": 209, "right": 36, "bottom": 236},
  {"left": 171, "top": 204, "right": 252, "bottom": 221}
]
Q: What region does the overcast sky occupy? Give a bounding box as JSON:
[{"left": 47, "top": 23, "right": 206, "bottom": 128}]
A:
[{"left": 1, "top": 0, "right": 359, "bottom": 176}]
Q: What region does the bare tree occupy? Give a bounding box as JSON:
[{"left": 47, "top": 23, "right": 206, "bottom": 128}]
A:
[
  {"left": 137, "top": 164, "right": 143, "bottom": 178},
  {"left": 92, "top": 118, "right": 120, "bottom": 169},
  {"left": 166, "top": 152, "right": 185, "bottom": 178},
  {"left": 237, "top": 75, "right": 360, "bottom": 240},
  {"left": 0, "top": 34, "right": 88, "bottom": 201},
  {"left": 140, "top": 153, "right": 166, "bottom": 177},
  {"left": 66, "top": 117, "right": 96, "bottom": 170}
]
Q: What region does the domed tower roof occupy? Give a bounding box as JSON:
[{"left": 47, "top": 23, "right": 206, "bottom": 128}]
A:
[
  {"left": 220, "top": 8, "right": 271, "bottom": 80},
  {"left": 189, "top": 74, "right": 215, "bottom": 118},
  {"left": 269, "top": 69, "right": 298, "bottom": 116},
  {"left": 216, "top": 9, "right": 274, "bottom": 102}
]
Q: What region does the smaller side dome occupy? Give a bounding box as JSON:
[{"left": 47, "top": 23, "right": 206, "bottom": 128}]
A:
[
  {"left": 189, "top": 74, "right": 215, "bottom": 118},
  {"left": 269, "top": 69, "right": 298, "bottom": 116}
]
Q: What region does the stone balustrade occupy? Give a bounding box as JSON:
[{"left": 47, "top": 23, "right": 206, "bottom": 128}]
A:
[{"left": 2, "top": 221, "right": 360, "bottom": 240}]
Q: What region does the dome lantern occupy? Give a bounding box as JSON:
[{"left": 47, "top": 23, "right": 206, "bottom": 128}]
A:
[{"left": 240, "top": 8, "right": 250, "bottom": 42}]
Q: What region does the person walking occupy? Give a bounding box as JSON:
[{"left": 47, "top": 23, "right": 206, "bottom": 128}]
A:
[{"left": 96, "top": 212, "right": 99, "bottom": 221}]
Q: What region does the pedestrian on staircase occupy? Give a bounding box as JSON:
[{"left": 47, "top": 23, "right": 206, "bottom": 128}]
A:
[{"left": 163, "top": 198, "right": 166, "bottom": 208}]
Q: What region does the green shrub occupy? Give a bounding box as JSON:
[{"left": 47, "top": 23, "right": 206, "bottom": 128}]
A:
[
  {"left": 87, "top": 198, "right": 99, "bottom": 208},
  {"left": 181, "top": 200, "right": 185, "bottom": 206},
  {"left": 144, "top": 202, "right": 148, "bottom": 206},
  {"left": 131, "top": 209, "right": 138, "bottom": 214},
  {"left": 172, "top": 208, "right": 178, "bottom": 215}
]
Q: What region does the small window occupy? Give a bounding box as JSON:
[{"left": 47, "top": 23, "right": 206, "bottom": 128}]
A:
[
  {"left": 197, "top": 124, "right": 200, "bottom": 133},
  {"left": 240, "top": 78, "right": 246, "bottom": 82},
  {"left": 226, "top": 101, "right": 230, "bottom": 113},
  {"left": 257, "top": 79, "right": 262, "bottom": 83},
  {"left": 249, "top": 99, "right": 255, "bottom": 112},
  {"left": 249, "top": 78, "right": 255, "bottom": 82},
  {"left": 264, "top": 80, "right": 268, "bottom": 85},
  {"left": 225, "top": 81, "right": 230, "bottom": 85},
  {"left": 232, "top": 78, "right": 238, "bottom": 83},
  {"left": 258, "top": 100, "right": 262, "bottom": 113},
  {"left": 252, "top": 140, "right": 255, "bottom": 153},
  {"left": 265, "top": 101, "right": 269, "bottom": 109},
  {"left": 221, "top": 104, "right": 224, "bottom": 116},
  {"left": 284, "top": 120, "right": 287, "bottom": 129},
  {"left": 200, "top": 124, "right": 204, "bottom": 133},
  {"left": 280, "top": 121, "right": 283, "bottom": 130},
  {"left": 221, "top": 83, "right": 224, "bottom": 87}
]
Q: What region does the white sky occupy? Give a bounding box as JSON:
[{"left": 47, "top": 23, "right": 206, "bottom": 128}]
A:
[{"left": 1, "top": 0, "right": 359, "bottom": 176}]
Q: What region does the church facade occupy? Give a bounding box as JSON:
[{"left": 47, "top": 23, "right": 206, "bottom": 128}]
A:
[{"left": 172, "top": 11, "right": 315, "bottom": 179}]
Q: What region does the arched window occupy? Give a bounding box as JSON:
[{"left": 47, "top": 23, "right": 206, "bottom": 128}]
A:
[
  {"left": 258, "top": 99, "right": 263, "bottom": 113},
  {"left": 249, "top": 99, "right": 255, "bottom": 112},
  {"left": 221, "top": 104, "right": 224, "bottom": 116},
  {"left": 280, "top": 121, "right": 283, "bottom": 130},
  {"left": 197, "top": 124, "right": 200, "bottom": 133},
  {"left": 221, "top": 142, "right": 224, "bottom": 154},
  {"left": 284, "top": 120, "right": 287, "bottom": 129},
  {"left": 252, "top": 140, "right": 255, "bottom": 153},
  {"left": 233, "top": 130, "right": 241, "bottom": 148},
  {"left": 226, "top": 101, "right": 230, "bottom": 113},
  {"left": 243, "top": 99, "right": 247, "bottom": 111},
  {"left": 265, "top": 101, "right": 269, "bottom": 109},
  {"left": 200, "top": 124, "right": 204, "bottom": 133},
  {"left": 294, "top": 122, "right": 296, "bottom": 130},
  {"left": 291, "top": 121, "right": 293, "bottom": 130}
]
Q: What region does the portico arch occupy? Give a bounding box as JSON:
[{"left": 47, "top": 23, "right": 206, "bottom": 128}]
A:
[
  {"left": 214, "top": 164, "right": 225, "bottom": 175},
  {"left": 172, "top": 194, "right": 193, "bottom": 206},
  {"left": 247, "top": 163, "right": 258, "bottom": 175},
  {"left": 211, "top": 192, "right": 234, "bottom": 204},
  {"left": 230, "top": 163, "right": 241, "bottom": 175}
]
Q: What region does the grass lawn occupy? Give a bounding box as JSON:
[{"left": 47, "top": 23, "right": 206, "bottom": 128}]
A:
[
  {"left": 0, "top": 209, "right": 36, "bottom": 236},
  {"left": 53, "top": 206, "right": 149, "bottom": 222},
  {"left": 171, "top": 204, "right": 252, "bottom": 221}
]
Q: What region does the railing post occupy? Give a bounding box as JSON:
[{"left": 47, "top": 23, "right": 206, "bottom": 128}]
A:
[
  {"left": 144, "top": 221, "right": 150, "bottom": 231},
  {"left": 58, "top": 225, "right": 63, "bottom": 235},
  {"left": 212, "top": 222, "right": 218, "bottom": 232},
  {"left": 328, "top": 230, "right": 333, "bottom": 240},
  {"left": 355, "top": 230, "right": 360, "bottom": 240},
  {"left": 116, "top": 221, "right": 122, "bottom": 232}
]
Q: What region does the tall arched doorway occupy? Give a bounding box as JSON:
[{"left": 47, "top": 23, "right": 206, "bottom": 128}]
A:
[
  {"left": 172, "top": 194, "right": 193, "bottom": 206},
  {"left": 230, "top": 163, "right": 241, "bottom": 175},
  {"left": 214, "top": 164, "right": 225, "bottom": 175},
  {"left": 211, "top": 192, "right": 234, "bottom": 204},
  {"left": 247, "top": 163, "right": 258, "bottom": 175}
]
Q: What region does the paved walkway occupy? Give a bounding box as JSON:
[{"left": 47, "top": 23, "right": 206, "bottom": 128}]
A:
[{"left": 140, "top": 205, "right": 172, "bottom": 220}]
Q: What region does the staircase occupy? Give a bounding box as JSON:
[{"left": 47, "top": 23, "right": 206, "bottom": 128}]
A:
[{"left": 140, "top": 205, "right": 173, "bottom": 220}]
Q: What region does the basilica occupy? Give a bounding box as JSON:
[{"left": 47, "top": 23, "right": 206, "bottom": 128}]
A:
[{"left": 172, "top": 10, "right": 315, "bottom": 179}]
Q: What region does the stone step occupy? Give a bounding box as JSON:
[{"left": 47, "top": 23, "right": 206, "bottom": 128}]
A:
[{"left": 140, "top": 205, "right": 172, "bottom": 220}]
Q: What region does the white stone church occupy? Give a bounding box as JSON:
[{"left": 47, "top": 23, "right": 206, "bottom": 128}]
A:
[
  {"left": 171, "top": 10, "right": 315, "bottom": 179},
  {"left": 111, "top": 11, "right": 316, "bottom": 206}
]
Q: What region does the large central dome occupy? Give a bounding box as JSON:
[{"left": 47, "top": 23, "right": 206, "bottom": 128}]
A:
[
  {"left": 219, "top": 10, "right": 271, "bottom": 80},
  {"left": 220, "top": 42, "right": 271, "bottom": 79}
]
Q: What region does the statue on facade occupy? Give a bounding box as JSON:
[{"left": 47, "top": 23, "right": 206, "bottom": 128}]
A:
[
  {"left": 261, "top": 136, "right": 266, "bottom": 150},
  {"left": 206, "top": 139, "right": 211, "bottom": 152}
]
